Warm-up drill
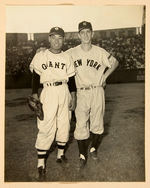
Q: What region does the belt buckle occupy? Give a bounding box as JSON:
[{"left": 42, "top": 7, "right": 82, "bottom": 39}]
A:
[
  {"left": 54, "top": 82, "right": 62, "bottom": 86},
  {"left": 90, "top": 85, "right": 94, "bottom": 89},
  {"left": 90, "top": 85, "right": 97, "bottom": 89},
  {"left": 53, "top": 82, "right": 57, "bottom": 86},
  {"left": 46, "top": 82, "right": 51, "bottom": 86},
  {"left": 80, "top": 87, "right": 90, "bottom": 90}
]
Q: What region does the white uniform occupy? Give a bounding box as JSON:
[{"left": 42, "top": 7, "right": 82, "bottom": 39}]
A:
[
  {"left": 67, "top": 45, "right": 113, "bottom": 140},
  {"left": 30, "top": 49, "right": 75, "bottom": 150}
]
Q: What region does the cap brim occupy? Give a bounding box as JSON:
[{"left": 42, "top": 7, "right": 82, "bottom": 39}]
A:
[
  {"left": 79, "top": 27, "right": 92, "bottom": 32},
  {"left": 49, "top": 32, "right": 64, "bottom": 37}
]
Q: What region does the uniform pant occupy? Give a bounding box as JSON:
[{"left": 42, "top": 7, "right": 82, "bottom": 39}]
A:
[
  {"left": 35, "top": 84, "right": 71, "bottom": 150},
  {"left": 74, "top": 86, "right": 105, "bottom": 140}
]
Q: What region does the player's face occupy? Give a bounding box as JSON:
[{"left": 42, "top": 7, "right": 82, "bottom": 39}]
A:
[
  {"left": 49, "top": 34, "right": 64, "bottom": 50},
  {"left": 78, "top": 29, "right": 93, "bottom": 44}
]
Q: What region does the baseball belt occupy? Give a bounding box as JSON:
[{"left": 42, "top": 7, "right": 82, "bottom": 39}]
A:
[
  {"left": 43, "top": 81, "right": 67, "bottom": 87},
  {"left": 78, "top": 85, "right": 100, "bottom": 90}
]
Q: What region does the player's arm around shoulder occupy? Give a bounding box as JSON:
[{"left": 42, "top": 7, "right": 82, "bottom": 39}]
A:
[
  {"left": 36, "top": 47, "right": 47, "bottom": 53},
  {"left": 65, "top": 47, "right": 73, "bottom": 55},
  {"left": 64, "top": 50, "right": 76, "bottom": 78}
]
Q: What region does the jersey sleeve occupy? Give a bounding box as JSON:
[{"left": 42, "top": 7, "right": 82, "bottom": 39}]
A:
[
  {"left": 65, "top": 52, "right": 76, "bottom": 77},
  {"left": 108, "top": 54, "right": 118, "bottom": 66},
  {"left": 32, "top": 70, "right": 40, "bottom": 94},
  {"left": 101, "top": 49, "right": 112, "bottom": 68},
  {"left": 29, "top": 52, "right": 45, "bottom": 75}
]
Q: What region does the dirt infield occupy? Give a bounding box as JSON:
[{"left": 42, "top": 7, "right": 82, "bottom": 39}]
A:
[{"left": 5, "top": 83, "right": 145, "bottom": 182}]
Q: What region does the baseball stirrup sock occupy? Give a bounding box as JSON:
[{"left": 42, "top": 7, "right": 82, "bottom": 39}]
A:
[
  {"left": 90, "top": 147, "right": 96, "bottom": 153},
  {"left": 80, "top": 154, "right": 86, "bottom": 160},
  {"left": 91, "top": 133, "right": 101, "bottom": 150},
  {"left": 37, "top": 159, "right": 45, "bottom": 168},
  {"left": 37, "top": 150, "right": 47, "bottom": 168},
  {"left": 77, "top": 140, "right": 88, "bottom": 159},
  {"left": 57, "top": 144, "right": 66, "bottom": 159}
]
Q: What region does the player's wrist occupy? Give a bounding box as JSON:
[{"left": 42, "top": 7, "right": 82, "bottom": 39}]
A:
[
  {"left": 32, "top": 93, "right": 39, "bottom": 100},
  {"left": 70, "top": 92, "right": 76, "bottom": 101},
  {"left": 70, "top": 91, "right": 76, "bottom": 97}
]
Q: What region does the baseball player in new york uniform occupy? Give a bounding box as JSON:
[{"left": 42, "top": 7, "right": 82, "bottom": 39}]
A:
[
  {"left": 29, "top": 27, "right": 76, "bottom": 180},
  {"left": 67, "top": 21, "right": 119, "bottom": 168}
]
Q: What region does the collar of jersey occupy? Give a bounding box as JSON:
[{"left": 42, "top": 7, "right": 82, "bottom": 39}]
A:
[{"left": 80, "top": 44, "right": 93, "bottom": 53}]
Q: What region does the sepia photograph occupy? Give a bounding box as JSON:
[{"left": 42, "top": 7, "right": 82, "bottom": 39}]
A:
[{"left": 2, "top": 2, "right": 147, "bottom": 185}]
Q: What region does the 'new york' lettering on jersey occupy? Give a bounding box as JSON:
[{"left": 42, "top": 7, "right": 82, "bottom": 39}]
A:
[
  {"left": 30, "top": 49, "right": 75, "bottom": 83},
  {"left": 74, "top": 59, "right": 101, "bottom": 70},
  {"left": 67, "top": 45, "right": 112, "bottom": 88}
]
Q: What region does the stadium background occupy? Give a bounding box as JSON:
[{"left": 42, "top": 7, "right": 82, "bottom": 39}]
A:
[{"left": 6, "top": 23, "right": 145, "bottom": 89}]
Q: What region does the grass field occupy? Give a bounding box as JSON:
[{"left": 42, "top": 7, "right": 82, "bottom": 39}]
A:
[{"left": 5, "top": 83, "right": 145, "bottom": 182}]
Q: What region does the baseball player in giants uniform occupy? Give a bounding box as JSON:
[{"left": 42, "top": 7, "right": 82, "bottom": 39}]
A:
[
  {"left": 67, "top": 21, "right": 119, "bottom": 168},
  {"left": 29, "top": 27, "right": 76, "bottom": 179}
]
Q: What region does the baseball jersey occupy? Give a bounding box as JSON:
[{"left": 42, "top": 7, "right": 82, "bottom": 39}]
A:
[
  {"left": 67, "top": 45, "right": 112, "bottom": 88},
  {"left": 30, "top": 49, "right": 75, "bottom": 83}
]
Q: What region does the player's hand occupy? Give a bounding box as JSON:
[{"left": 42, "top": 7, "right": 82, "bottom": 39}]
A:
[
  {"left": 69, "top": 92, "right": 77, "bottom": 111},
  {"left": 32, "top": 93, "right": 39, "bottom": 101},
  {"left": 69, "top": 100, "right": 76, "bottom": 111},
  {"left": 36, "top": 47, "right": 47, "bottom": 53}
]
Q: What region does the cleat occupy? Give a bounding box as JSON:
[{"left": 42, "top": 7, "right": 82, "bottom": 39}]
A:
[
  {"left": 79, "top": 158, "right": 87, "bottom": 169},
  {"left": 56, "top": 155, "right": 68, "bottom": 163},
  {"left": 90, "top": 150, "right": 98, "bottom": 160},
  {"left": 37, "top": 166, "right": 46, "bottom": 181}
]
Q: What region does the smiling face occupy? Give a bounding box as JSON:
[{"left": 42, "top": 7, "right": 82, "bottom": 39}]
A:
[
  {"left": 78, "top": 28, "right": 93, "bottom": 44},
  {"left": 49, "top": 34, "right": 64, "bottom": 51}
]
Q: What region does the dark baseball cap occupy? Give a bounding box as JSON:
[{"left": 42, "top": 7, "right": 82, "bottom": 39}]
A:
[
  {"left": 78, "top": 21, "right": 93, "bottom": 32},
  {"left": 49, "top": 27, "right": 65, "bottom": 37}
]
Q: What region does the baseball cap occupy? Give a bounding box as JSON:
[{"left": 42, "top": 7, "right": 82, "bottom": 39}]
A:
[
  {"left": 49, "top": 27, "right": 65, "bottom": 37},
  {"left": 78, "top": 21, "right": 93, "bottom": 32}
]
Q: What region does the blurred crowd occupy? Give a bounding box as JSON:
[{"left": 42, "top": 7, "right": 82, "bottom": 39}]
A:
[
  {"left": 98, "top": 34, "right": 145, "bottom": 70},
  {"left": 6, "top": 34, "right": 145, "bottom": 76}
]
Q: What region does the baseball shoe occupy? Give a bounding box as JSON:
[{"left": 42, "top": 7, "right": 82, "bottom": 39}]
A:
[
  {"left": 90, "top": 150, "right": 98, "bottom": 160},
  {"left": 79, "top": 158, "right": 87, "bottom": 169},
  {"left": 37, "top": 166, "right": 46, "bottom": 181},
  {"left": 56, "top": 155, "right": 68, "bottom": 164}
]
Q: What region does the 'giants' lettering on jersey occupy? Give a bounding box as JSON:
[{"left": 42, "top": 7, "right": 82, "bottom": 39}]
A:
[
  {"left": 42, "top": 61, "right": 65, "bottom": 70},
  {"left": 74, "top": 59, "right": 101, "bottom": 70}
]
